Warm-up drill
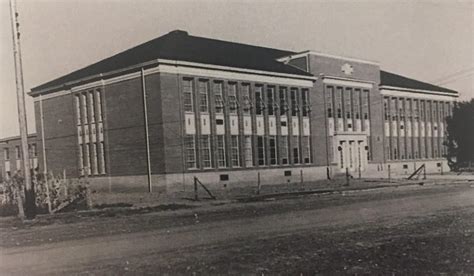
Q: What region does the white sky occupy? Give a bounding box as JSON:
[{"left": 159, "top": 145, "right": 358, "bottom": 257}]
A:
[{"left": 0, "top": 0, "right": 473, "bottom": 138}]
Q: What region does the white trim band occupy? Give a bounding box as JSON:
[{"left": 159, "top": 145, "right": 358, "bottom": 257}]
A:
[
  {"left": 323, "top": 77, "right": 374, "bottom": 89},
  {"left": 380, "top": 85, "right": 458, "bottom": 97},
  {"left": 380, "top": 89, "right": 457, "bottom": 101},
  {"left": 278, "top": 50, "right": 379, "bottom": 66}
]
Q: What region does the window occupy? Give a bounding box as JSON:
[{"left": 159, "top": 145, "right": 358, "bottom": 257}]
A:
[
  {"left": 279, "top": 87, "right": 289, "bottom": 115},
  {"left": 362, "top": 90, "right": 369, "bottom": 120},
  {"left": 92, "top": 143, "right": 98, "bottom": 175},
  {"left": 231, "top": 136, "right": 240, "bottom": 167},
  {"left": 241, "top": 84, "right": 251, "bottom": 115},
  {"left": 420, "top": 101, "right": 426, "bottom": 121},
  {"left": 383, "top": 97, "right": 389, "bottom": 121},
  {"left": 99, "top": 142, "right": 106, "bottom": 174},
  {"left": 88, "top": 91, "right": 96, "bottom": 123},
  {"left": 81, "top": 93, "right": 88, "bottom": 124},
  {"left": 407, "top": 99, "right": 412, "bottom": 120},
  {"left": 96, "top": 89, "right": 103, "bottom": 122},
  {"left": 269, "top": 136, "right": 277, "bottom": 165},
  {"left": 336, "top": 87, "right": 343, "bottom": 118},
  {"left": 391, "top": 98, "right": 397, "bottom": 120},
  {"left": 201, "top": 136, "right": 212, "bottom": 168},
  {"left": 326, "top": 86, "right": 334, "bottom": 118},
  {"left": 244, "top": 136, "right": 253, "bottom": 167},
  {"left": 344, "top": 88, "right": 352, "bottom": 119},
  {"left": 3, "top": 148, "right": 9, "bottom": 160},
  {"left": 255, "top": 86, "right": 264, "bottom": 115},
  {"left": 31, "top": 144, "right": 37, "bottom": 157},
  {"left": 214, "top": 82, "right": 224, "bottom": 114},
  {"left": 267, "top": 87, "right": 277, "bottom": 116},
  {"left": 293, "top": 136, "right": 300, "bottom": 164},
  {"left": 184, "top": 135, "right": 196, "bottom": 169},
  {"left": 353, "top": 89, "right": 360, "bottom": 120},
  {"left": 15, "top": 146, "right": 20, "bottom": 159},
  {"left": 228, "top": 83, "right": 238, "bottom": 114},
  {"left": 78, "top": 146, "right": 84, "bottom": 176},
  {"left": 198, "top": 81, "right": 209, "bottom": 113},
  {"left": 183, "top": 79, "right": 194, "bottom": 113},
  {"left": 280, "top": 137, "right": 289, "bottom": 164},
  {"left": 302, "top": 89, "right": 310, "bottom": 117},
  {"left": 303, "top": 136, "right": 311, "bottom": 163},
  {"left": 290, "top": 88, "right": 299, "bottom": 116},
  {"left": 75, "top": 95, "right": 82, "bottom": 125},
  {"left": 84, "top": 144, "right": 91, "bottom": 175},
  {"left": 399, "top": 98, "right": 405, "bottom": 121},
  {"left": 216, "top": 135, "right": 226, "bottom": 168},
  {"left": 413, "top": 100, "right": 419, "bottom": 120},
  {"left": 257, "top": 136, "right": 265, "bottom": 165}
]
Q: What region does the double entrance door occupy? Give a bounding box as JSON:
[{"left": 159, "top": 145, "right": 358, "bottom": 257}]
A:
[{"left": 335, "top": 135, "right": 368, "bottom": 174}]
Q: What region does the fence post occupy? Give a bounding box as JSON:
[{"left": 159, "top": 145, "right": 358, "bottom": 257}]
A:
[
  {"left": 300, "top": 169, "right": 303, "bottom": 184},
  {"left": 326, "top": 167, "right": 331, "bottom": 180},
  {"left": 257, "top": 172, "right": 261, "bottom": 195},
  {"left": 358, "top": 164, "right": 361, "bottom": 179},
  {"left": 388, "top": 164, "right": 391, "bottom": 183},
  {"left": 194, "top": 176, "right": 198, "bottom": 201}
]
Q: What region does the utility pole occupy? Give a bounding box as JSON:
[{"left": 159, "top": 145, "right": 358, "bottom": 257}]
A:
[{"left": 9, "top": 0, "right": 36, "bottom": 219}]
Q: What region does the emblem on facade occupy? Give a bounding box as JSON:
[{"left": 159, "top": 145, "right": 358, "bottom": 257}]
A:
[{"left": 341, "top": 63, "right": 354, "bottom": 75}]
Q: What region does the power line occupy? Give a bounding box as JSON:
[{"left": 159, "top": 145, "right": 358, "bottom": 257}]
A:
[{"left": 432, "top": 67, "right": 474, "bottom": 84}]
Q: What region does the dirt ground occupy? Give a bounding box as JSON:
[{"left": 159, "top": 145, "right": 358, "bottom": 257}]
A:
[{"left": 0, "top": 183, "right": 473, "bottom": 275}]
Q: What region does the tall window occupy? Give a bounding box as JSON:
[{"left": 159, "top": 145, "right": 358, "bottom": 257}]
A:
[
  {"left": 15, "top": 146, "right": 20, "bottom": 159},
  {"left": 353, "top": 89, "right": 360, "bottom": 120},
  {"left": 183, "top": 79, "right": 194, "bottom": 113},
  {"left": 399, "top": 98, "right": 405, "bottom": 121},
  {"left": 303, "top": 137, "right": 311, "bottom": 163},
  {"left": 198, "top": 80, "right": 209, "bottom": 113},
  {"left": 88, "top": 91, "right": 96, "bottom": 123},
  {"left": 4, "top": 148, "right": 9, "bottom": 160},
  {"left": 293, "top": 137, "right": 300, "bottom": 164},
  {"left": 241, "top": 84, "right": 251, "bottom": 115},
  {"left": 184, "top": 135, "right": 196, "bottom": 169},
  {"left": 335, "top": 87, "right": 343, "bottom": 118},
  {"left": 31, "top": 144, "right": 37, "bottom": 157},
  {"left": 257, "top": 136, "right": 265, "bottom": 165},
  {"left": 280, "top": 138, "right": 289, "bottom": 165},
  {"left": 326, "top": 86, "right": 334, "bottom": 118},
  {"left": 201, "top": 136, "right": 212, "bottom": 168},
  {"left": 85, "top": 144, "right": 91, "bottom": 175},
  {"left": 301, "top": 89, "right": 310, "bottom": 117},
  {"left": 383, "top": 97, "right": 389, "bottom": 121},
  {"left": 81, "top": 93, "right": 88, "bottom": 124},
  {"left": 228, "top": 83, "right": 238, "bottom": 114},
  {"left": 75, "top": 95, "right": 82, "bottom": 125},
  {"left": 413, "top": 100, "right": 419, "bottom": 120},
  {"left": 344, "top": 88, "right": 352, "bottom": 119},
  {"left": 362, "top": 90, "right": 369, "bottom": 120},
  {"left": 231, "top": 136, "right": 240, "bottom": 167},
  {"left": 267, "top": 87, "right": 277, "bottom": 116},
  {"left": 391, "top": 98, "right": 397, "bottom": 120},
  {"left": 290, "top": 88, "right": 299, "bottom": 116},
  {"left": 420, "top": 100, "right": 426, "bottom": 121},
  {"left": 244, "top": 136, "right": 253, "bottom": 167},
  {"left": 214, "top": 82, "right": 224, "bottom": 114},
  {"left": 269, "top": 136, "right": 277, "bottom": 165},
  {"left": 255, "top": 86, "right": 264, "bottom": 115},
  {"left": 99, "top": 142, "right": 106, "bottom": 174},
  {"left": 279, "top": 87, "right": 289, "bottom": 115},
  {"left": 216, "top": 135, "right": 226, "bottom": 168}
]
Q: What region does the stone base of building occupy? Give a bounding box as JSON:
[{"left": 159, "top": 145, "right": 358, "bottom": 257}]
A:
[
  {"left": 85, "top": 159, "right": 449, "bottom": 194},
  {"left": 365, "top": 159, "right": 449, "bottom": 178}
]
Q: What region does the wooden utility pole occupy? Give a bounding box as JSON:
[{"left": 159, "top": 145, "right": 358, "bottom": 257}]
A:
[{"left": 9, "top": 0, "right": 36, "bottom": 219}]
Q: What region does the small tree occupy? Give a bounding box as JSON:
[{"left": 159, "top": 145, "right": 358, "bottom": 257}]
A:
[{"left": 446, "top": 99, "right": 474, "bottom": 170}]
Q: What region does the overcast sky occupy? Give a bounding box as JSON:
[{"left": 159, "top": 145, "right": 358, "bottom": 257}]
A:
[{"left": 0, "top": 0, "right": 473, "bottom": 138}]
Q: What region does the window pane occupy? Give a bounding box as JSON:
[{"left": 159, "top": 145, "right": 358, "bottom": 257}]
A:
[
  {"left": 244, "top": 136, "right": 253, "bottom": 167},
  {"left": 199, "top": 81, "right": 209, "bottom": 113},
  {"left": 201, "top": 136, "right": 212, "bottom": 168},
  {"left": 269, "top": 136, "right": 277, "bottom": 165},
  {"left": 183, "top": 79, "right": 194, "bottom": 112},
  {"left": 184, "top": 135, "right": 196, "bottom": 169},
  {"left": 231, "top": 135, "right": 240, "bottom": 167},
  {"left": 257, "top": 136, "right": 265, "bottom": 165},
  {"left": 217, "top": 135, "right": 226, "bottom": 168}
]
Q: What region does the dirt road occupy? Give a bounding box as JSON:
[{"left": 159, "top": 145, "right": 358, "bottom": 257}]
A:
[{"left": 1, "top": 183, "right": 473, "bottom": 275}]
